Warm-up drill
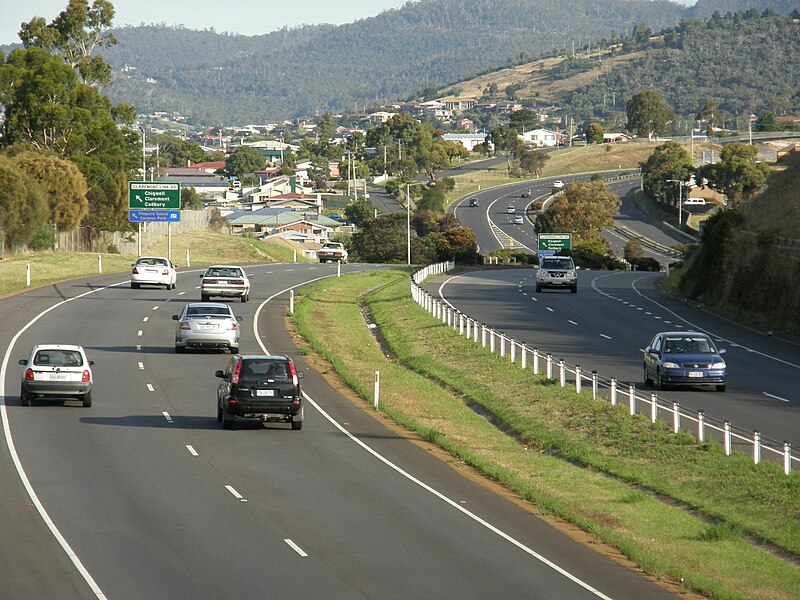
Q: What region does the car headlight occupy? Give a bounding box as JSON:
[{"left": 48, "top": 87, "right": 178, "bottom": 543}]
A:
[
  {"left": 710, "top": 361, "right": 726, "bottom": 369},
  {"left": 663, "top": 361, "right": 680, "bottom": 368}
]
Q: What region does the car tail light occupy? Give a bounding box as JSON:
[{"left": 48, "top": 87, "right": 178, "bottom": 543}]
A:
[
  {"left": 132, "top": 267, "right": 140, "bottom": 274},
  {"left": 161, "top": 269, "right": 170, "bottom": 275},
  {"left": 81, "top": 370, "right": 91, "bottom": 383},
  {"left": 232, "top": 360, "right": 242, "bottom": 384},
  {"left": 24, "top": 368, "right": 34, "bottom": 381},
  {"left": 228, "top": 322, "right": 238, "bottom": 331},
  {"left": 202, "top": 278, "right": 214, "bottom": 284},
  {"left": 232, "top": 279, "right": 244, "bottom": 285},
  {"left": 180, "top": 322, "right": 191, "bottom": 330},
  {"left": 288, "top": 359, "right": 299, "bottom": 386}
]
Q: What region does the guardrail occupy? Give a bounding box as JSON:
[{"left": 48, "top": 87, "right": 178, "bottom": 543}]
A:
[{"left": 410, "top": 261, "right": 796, "bottom": 475}]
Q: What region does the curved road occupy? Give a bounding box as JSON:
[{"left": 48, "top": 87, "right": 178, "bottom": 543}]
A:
[{"left": 1, "top": 264, "right": 679, "bottom": 599}]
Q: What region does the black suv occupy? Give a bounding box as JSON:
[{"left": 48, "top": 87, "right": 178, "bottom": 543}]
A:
[{"left": 216, "top": 355, "right": 304, "bottom": 430}]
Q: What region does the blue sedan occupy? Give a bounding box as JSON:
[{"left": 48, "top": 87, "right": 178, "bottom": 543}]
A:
[{"left": 643, "top": 331, "right": 727, "bottom": 392}]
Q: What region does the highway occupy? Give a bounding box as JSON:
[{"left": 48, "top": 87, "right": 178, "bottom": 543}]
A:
[
  {"left": 425, "top": 267, "right": 800, "bottom": 460},
  {"left": 0, "top": 264, "right": 679, "bottom": 599}
]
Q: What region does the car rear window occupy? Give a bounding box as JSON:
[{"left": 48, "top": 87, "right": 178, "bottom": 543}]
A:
[
  {"left": 207, "top": 268, "right": 241, "bottom": 278},
  {"left": 34, "top": 350, "right": 83, "bottom": 367},
  {"left": 239, "top": 360, "right": 291, "bottom": 383},
  {"left": 186, "top": 306, "right": 231, "bottom": 317}
]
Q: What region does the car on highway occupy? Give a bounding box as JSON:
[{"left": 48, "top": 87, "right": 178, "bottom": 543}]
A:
[
  {"left": 520, "top": 190, "right": 531, "bottom": 198},
  {"left": 130, "top": 256, "right": 177, "bottom": 289},
  {"left": 216, "top": 354, "right": 304, "bottom": 430},
  {"left": 536, "top": 255, "right": 578, "bottom": 293},
  {"left": 643, "top": 331, "right": 727, "bottom": 391},
  {"left": 506, "top": 205, "right": 516, "bottom": 214},
  {"left": 469, "top": 198, "right": 480, "bottom": 207},
  {"left": 552, "top": 180, "right": 565, "bottom": 190},
  {"left": 172, "top": 302, "right": 242, "bottom": 353},
  {"left": 19, "top": 344, "right": 94, "bottom": 407},
  {"left": 200, "top": 265, "right": 251, "bottom": 302},
  {"left": 513, "top": 215, "right": 524, "bottom": 225}
]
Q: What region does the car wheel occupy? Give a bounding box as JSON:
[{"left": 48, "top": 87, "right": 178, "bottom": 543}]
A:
[
  {"left": 217, "top": 403, "right": 223, "bottom": 423},
  {"left": 657, "top": 371, "right": 668, "bottom": 391},
  {"left": 230, "top": 346, "right": 239, "bottom": 354},
  {"left": 20, "top": 387, "right": 32, "bottom": 407},
  {"left": 131, "top": 282, "right": 140, "bottom": 289},
  {"left": 175, "top": 345, "right": 185, "bottom": 354},
  {"left": 570, "top": 285, "right": 577, "bottom": 294},
  {"left": 241, "top": 294, "right": 248, "bottom": 303},
  {"left": 171, "top": 282, "right": 177, "bottom": 290},
  {"left": 716, "top": 384, "right": 726, "bottom": 392},
  {"left": 201, "top": 293, "right": 209, "bottom": 302},
  {"left": 82, "top": 391, "right": 92, "bottom": 408},
  {"left": 644, "top": 365, "right": 654, "bottom": 387},
  {"left": 221, "top": 407, "right": 235, "bottom": 430},
  {"left": 535, "top": 285, "right": 542, "bottom": 293},
  {"left": 291, "top": 407, "right": 304, "bottom": 431}
]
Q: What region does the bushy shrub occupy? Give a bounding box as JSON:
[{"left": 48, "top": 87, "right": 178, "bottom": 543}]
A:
[{"left": 28, "top": 224, "right": 56, "bottom": 251}]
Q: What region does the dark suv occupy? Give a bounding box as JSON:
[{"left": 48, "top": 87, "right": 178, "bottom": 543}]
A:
[{"left": 216, "top": 355, "right": 304, "bottom": 430}]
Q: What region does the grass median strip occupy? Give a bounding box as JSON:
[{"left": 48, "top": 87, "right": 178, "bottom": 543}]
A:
[{"left": 292, "top": 268, "right": 800, "bottom": 600}]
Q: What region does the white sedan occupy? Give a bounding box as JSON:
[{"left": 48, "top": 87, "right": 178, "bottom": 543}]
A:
[{"left": 131, "top": 256, "right": 177, "bottom": 289}]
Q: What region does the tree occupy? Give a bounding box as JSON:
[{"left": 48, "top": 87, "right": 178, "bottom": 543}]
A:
[
  {"left": 435, "top": 227, "right": 478, "bottom": 264},
  {"left": 626, "top": 89, "right": 674, "bottom": 140},
  {"left": 152, "top": 134, "right": 207, "bottom": 168},
  {"left": 640, "top": 141, "right": 694, "bottom": 206},
  {"left": 344, "top": 196, "right": 376, "bottom": 228},
  {"left": 624, "top": 237, "right": 645, "bottom": 262},
  {"left": 585, "top": 122, "right": 604, "bottom": 144},
  {"left": 0, "top": 156, "right": 50, "bottom": 248},
  {"left": 19, "top": 0, "right": 117, "bottom": 86},
  {"left": 488, "top": 125, "right": 523, "bottom": 172},
  {"left": 351, "top": 213, "right": 406, "bottom": 263},
  {"left": 534, "top": 180, "right": 620, "bottom": 243},
  {"left": 225, "top": 146, "right": 264, "bottom": 179},
  {"left": 7, "top": 148, "right": 88, "bottom": 231},
  {"left": 519, "top": 148, "right": 549, "bottom": 177},
  {"left": 695, "top": 142, "right": 771, "bottom": 203},
  {"left": 415, "top": 184, "right": 446, "bottom": 214},
  {"left": 508, "top": 109, "right": 541, "bottom": 131},
  {"left": 181, "top": 186, "right": 204, "bottom": 210},
  {"left": 754, "top": 111, "right": 777, "bottom": 132}
]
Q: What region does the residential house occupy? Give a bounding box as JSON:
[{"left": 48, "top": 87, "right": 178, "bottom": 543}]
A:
[
  {"left": 367, "top": 111, "right": 397, "bottom": 124},
  {"left": 442, "top": 133, "right": 489, "bottom": 152},
  {"left": 603, "top": 132, "right": 632, "bottom": 143},
  {"left": 444, "top": 98, "right": 476, "bottom": 112},
  {"left": 519, "top": 128, "right": 561, "bottom": 147}
]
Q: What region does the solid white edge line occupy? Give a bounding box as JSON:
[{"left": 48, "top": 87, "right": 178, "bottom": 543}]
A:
[
  {"left": 763, "top": 392, "right": 790, "bottom": 403},
  {"left": 284, "top": 539, "right": 309, "bottom": 557},
  {"left": 0, "top": 280, "right": 131, "bottom": 599},
  {"left": 254, "top": 273, "right": 614, "bottom": 600}
]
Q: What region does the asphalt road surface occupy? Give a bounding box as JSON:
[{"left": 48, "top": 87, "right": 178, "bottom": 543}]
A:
[{"left": 1, "top": 263, "right": 680, "bottom": 599}]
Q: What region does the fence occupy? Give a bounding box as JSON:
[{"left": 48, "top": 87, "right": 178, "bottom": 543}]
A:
[{"left": 411, "top": 261, "right": 797, "bottom": 475}]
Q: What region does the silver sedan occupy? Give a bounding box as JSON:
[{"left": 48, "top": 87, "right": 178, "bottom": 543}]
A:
[{"left": 172, "top": 303, "right": 242, "bottom": 353}]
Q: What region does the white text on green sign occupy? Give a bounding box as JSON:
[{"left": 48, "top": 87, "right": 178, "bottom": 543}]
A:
[{"left": 128, "top": 182, "right": 181, "bottom": 210}]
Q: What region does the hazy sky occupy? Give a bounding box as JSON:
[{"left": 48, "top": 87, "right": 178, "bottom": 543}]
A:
[{"left": 1, "top": 0, "right": 409, "bottom": 45}]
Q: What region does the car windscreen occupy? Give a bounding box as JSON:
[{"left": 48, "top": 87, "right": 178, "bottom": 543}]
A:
[
  {"left": 542, "top": 259, "right": 573, "bottom": 270},
  {"left": 663, "top": 337, "right": 714, "bottom": 354},
  {"left": 34, "top": 349, "right": 84, "bottom": 367},
  {"left": 239, "top": 360, "right": 291, "bottom": 383}
]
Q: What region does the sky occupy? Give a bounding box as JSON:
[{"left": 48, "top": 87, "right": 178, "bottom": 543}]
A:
[{"left": 1, "top": 0, "right": 409, "bottom": 45}]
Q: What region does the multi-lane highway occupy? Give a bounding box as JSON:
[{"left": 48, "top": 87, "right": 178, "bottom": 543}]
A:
[
  {"left": 1, "top": 264, "right": 681, "bottom": 599},
  {"left": 425, "top": 267, "right": 800, "bottom": 459}
]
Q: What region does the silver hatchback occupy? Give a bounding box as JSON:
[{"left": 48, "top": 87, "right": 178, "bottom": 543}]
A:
[{"left": 172, "top": 303, "right": 242, "bottom": 353}]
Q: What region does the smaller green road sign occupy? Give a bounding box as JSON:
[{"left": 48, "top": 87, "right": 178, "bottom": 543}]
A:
[
  {"left": 537, "top": 233, "right": 572, "bottom": 252},
  {"left": 129, "top": 181, "right": 181, "bottom": 210}
]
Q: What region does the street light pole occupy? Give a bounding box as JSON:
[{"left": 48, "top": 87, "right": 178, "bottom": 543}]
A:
[
  {"left": 138, "top": 126, "right": 146, "bottom": 179},
  {"left": 406, "top": 182, "right": 411, "bottom": 266}
]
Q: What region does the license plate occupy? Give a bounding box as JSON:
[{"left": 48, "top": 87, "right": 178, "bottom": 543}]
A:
[
  {"left": 215, "top": 280, "right": 228, "bottom": 284},
  {"left": 199, "top": 324, "right": 218, "bottom": 330},
  {"left": 46, "top": 373, "right": 69, "bottom": 381},
  {"left": 688, "top": 371, "right": 704, "bottom": 378},
  {"left": 256, "top": 389, "right": 275, "bottom": 397}
]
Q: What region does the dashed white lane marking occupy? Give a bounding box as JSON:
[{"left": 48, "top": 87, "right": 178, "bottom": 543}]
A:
[
  {"left": 137, "top": 330, "right": 143, "bottom": 336},
  {"left": 600, "top": 334, "right": 612, "bottom": 340},
  {"left": 179, "top": 291, "right": 186, "bottom": 296},
  {"left": 142, "top": 317, "right": 149, "bottom": 322},
  {"left": 136, "top": 344, "right": 142, "bottom": 351},
  {"left": 138, "top": 362, "right": 144, "bottom": 370},
  {"left": 763, "top": 392, "right": 790, "bottom": 403},
  {"left": 284, "top": 539, "right": 308, "bottom": 557},
  {"left": 162, "top": 411, "right": 173, "bottom": 423},
  {"left": 225, "top": 485, "right": 247, "bottom": 502},
  {"left": 568, "top": 320, "right": 578, "bottom": 325},
  {"left": 152, "top": 306, "right": 159, "bottom": 311},
  {"left": 546, "top": 307, "right": 554, "bottom": 312},
  {"left": 284, "top": 269, "right": 294, "bottom": 272},
  {"left": 186, "top": 445, "right": 199, "bottom": 456},
  {"left": 147, "top": 384, "right": 155, "bottom": 392}
]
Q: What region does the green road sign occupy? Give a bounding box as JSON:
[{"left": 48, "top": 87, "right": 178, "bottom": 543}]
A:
[
  {"left": 128, "top": 181, "right": 181, "bottom": 210},
  {"left": 537, "top": 233, "right": 572, "bottom": 252}
]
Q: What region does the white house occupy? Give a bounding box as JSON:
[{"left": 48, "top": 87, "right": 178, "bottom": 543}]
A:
[
  {"left": 442, "top": 133, "right": 489, "bottom": 152},
  {"left": 519, "top": 128, "right": 561, "bottom": 147}
]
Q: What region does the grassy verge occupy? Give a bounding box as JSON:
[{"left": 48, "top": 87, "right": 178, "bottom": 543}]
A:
[
  {"left": 0, "top": 232, "right": 310, "bottom": 295},
  {"left": 292, "top": 269, "right": 800, "bottom": 600}
]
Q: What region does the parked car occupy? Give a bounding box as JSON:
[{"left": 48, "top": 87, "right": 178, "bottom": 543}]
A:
[
  {"left": 643, "top": 331, "right": 727, "bottom": 391},
  {"left": 19, "top": 344, "right": 94, "bottom": 407},
  {"left": 130, "top": 256, "right": 177, "bottom": 289},
  {"left": 506, "top": 205, "right": 516, "bottom": 214},
  {"left": 200, "top": 265, "right": 251, "bottom": 302},
  {"left": 683, "top": 198, "right": 706, "bottom": 206},
  {"left": 469, "top": 198, "right": 480, "bottom": 207},
  {"left": 216, "top": 354, "right": 304, "bottom": 430},
  {"left": 536, "top": 255, "right": 578, "bottom": 293},
  {"left": 172, "top": 302, "right": 242, "bottom": 353},
  {"left": 513, "top": 215, "right": 524, "bottom": 225}
]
